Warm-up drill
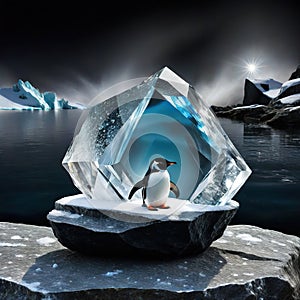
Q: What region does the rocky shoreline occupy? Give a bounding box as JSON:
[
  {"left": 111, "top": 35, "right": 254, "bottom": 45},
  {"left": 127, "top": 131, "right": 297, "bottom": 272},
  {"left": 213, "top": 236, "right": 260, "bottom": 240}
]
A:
[
  {"left": 211, "top": 103, "right": 300, "bottom": 128},
  {"left": 211, "top": 66, "right": 300, "bottom": 129}
]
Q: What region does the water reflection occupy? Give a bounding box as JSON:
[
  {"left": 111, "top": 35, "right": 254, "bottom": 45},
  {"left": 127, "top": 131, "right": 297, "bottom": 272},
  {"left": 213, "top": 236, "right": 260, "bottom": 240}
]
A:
[
  {"left": 219, "top": 119, "right": 300, "bottom": 236},
  {"left": 0, "top": 110, "right": 82, "bottom": 225}
]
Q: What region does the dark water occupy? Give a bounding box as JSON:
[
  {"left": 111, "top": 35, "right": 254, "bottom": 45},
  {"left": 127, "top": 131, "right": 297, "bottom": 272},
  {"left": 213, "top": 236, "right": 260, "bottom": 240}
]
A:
[
  {"left": 220, "top": 118, "right": 300, "bottom": 237},
  {"left": 0, "top": 111, "right": 299, "bottom": 237},
  {"left": 0, "top": 110, "right": 81, "bottom": 225}
]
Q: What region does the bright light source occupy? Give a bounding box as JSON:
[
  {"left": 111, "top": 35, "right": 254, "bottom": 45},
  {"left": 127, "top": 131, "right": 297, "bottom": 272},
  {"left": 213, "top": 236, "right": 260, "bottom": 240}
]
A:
[
  {"left": 247, "top": 63, "right": 257, "bottom": 73},
  {"left": 239, "top": 56, "right": 264, "bottom": 78}
]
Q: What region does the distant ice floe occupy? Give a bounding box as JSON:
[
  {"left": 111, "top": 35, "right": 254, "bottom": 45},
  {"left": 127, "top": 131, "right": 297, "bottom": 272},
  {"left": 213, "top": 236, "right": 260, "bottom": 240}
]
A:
[{"left": 0, "top": 79, "right": 86, "bottom": 111}]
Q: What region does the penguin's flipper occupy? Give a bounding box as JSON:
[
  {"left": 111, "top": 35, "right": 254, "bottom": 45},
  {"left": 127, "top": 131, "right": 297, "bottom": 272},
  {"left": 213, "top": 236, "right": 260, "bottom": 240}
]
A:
[
  {"left": 142, "top": 188, "right": 147, "bottom": 207},
  {"left": 170, "top": 181, "right": 180, "bottom": 198},
  {"left": 128, "top": 179, "right": 145, "bottom": 199}
]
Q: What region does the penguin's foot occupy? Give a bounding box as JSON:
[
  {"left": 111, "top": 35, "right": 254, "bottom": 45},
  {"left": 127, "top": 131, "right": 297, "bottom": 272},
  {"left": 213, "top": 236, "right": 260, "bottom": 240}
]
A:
[
  {"left": 147, "top": 205, "right": 158, "bottom": 211},
  {"left": 142, "top": 203, "right": 147, "bottom": 207},
  {"left": 158, "top": 204, "right": 170, "bottom": 209}
]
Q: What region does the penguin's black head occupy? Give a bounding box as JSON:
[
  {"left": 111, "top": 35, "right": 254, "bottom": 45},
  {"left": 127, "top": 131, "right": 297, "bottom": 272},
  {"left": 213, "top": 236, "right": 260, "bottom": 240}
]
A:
[{"left": 150, "top": 157, "right": 176, "bottom": 171}]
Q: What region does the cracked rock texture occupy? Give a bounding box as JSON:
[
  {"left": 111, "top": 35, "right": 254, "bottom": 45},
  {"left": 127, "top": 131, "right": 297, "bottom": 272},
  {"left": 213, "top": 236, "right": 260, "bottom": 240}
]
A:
[{"left": 0, "top": 222, "right": 300, "bottom": 299}]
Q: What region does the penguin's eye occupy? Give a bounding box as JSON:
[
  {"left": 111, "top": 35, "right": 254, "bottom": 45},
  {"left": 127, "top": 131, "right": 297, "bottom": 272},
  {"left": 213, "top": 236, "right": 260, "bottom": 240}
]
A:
[{"left": 158, "top": 162, "right": 165, "bottom": 168}]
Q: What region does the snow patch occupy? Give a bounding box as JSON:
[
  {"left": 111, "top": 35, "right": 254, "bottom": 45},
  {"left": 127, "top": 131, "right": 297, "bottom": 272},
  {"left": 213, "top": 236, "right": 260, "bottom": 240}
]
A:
[
  {"left": 280, "top": 78, "right": 300, "bottom": 94},
  {"left": 11, "top": 235, "right": 23, "bottom": 240},
  {"left": 233, "top": 104, "right": 265, "bottom": 110},
  {"left": 216, "top": 239, "right": 228, "bottom": 243},
  {"left": 54, "top": 194, "right": 238, "bottom": 221},
  {"left": 224, "top": 230, "right": 233, "bottom": 237},
  {"left": 236, "top": 233, "right": 262, "bottom": 242},
  {"left": 0, "top": 242, "right": 26, "bottom": 247},
  {"left": 158, "top": 281, "right": 172, "bottom": 286},
  {"left": 36, "top": 237, "right": 57, "bottom": 246},
  {"left": 279, "top": 93, "right": 300, "bottom": 105},
  {"left": 285, "top": 106, "right": 300, "bottom": 112},
  {"left": 49, "top": 210, "right": 82, "bottom": 219},
  {"left": 103, "top": 270, "right": 123, "bottom": 277},
  {"left": 271, "top": 240, "right": 286, "bottom": 247}
]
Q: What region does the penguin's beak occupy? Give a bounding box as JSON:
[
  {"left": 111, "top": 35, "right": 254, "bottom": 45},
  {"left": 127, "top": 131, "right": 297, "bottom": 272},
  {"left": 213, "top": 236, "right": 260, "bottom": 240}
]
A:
[{"left": 167, "top": 161, "right": 176, "bottom": 166}]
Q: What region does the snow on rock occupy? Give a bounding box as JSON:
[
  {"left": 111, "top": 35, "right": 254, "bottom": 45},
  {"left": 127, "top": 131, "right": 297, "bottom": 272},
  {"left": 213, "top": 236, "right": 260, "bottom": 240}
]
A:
[
  {"left": 236, "top": 233, "right": 262, "bottom": 242},
  {"left": 251, "top": 78, "right": 282, "bottom": 95},
  {"left": 0, "top": 79, "right": 85, "bottom": 110},
  {"left": 243, "top": 78, "right": 282, "bottom": 106},
  {"left": 48, "top": 194, "right": 239, "bottom": 257},
  {"left": 102, "top": 270, "right": 123, "bottom": 277},
  {"left": 279, "top": 78, "right": 300, "bottom": 94},
  {"left": 10, "top": 235, "right": 23, "bottom": 240},
  {"left": 36, "top": 237, "right": 57, "bottom": 246},
  {"left": 0, "top": 242, "right": 26, "bottom": 247},
  {"left": 278, "top": 93, "right": 300, "bottom": 105},
  {"left": 49, "top": 209, "right": 82, "bottom": 219}
]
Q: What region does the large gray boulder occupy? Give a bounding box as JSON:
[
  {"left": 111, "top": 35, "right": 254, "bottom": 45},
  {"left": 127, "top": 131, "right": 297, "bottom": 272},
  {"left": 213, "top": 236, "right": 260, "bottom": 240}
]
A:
[
  {"left": 0, "top": 222, "right": 299, "bottom": 299},
  {"left": 47, "top": 195, "right": 239, "bottom": 257}
]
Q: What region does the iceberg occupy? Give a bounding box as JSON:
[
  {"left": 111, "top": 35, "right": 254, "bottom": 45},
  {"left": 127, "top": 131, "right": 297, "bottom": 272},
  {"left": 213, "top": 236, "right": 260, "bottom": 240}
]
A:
[{"left": 0, "top": 79, "right": 85, "bottom": 111}]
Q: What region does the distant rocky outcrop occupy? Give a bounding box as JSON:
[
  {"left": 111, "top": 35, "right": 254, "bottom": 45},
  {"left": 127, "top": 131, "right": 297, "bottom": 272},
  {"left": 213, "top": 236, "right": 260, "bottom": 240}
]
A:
[
  {"left": 242, "top": 78, "right": 282, "bottom": 106},
  {"left": 289, "top": 65, "right": 300, "bottom": 80},
  {"left": 212, "top": 66, "right": 300, "bottom": 128},
  {"left": 1, "top": 222, "right": 300, "bottom": 299}
]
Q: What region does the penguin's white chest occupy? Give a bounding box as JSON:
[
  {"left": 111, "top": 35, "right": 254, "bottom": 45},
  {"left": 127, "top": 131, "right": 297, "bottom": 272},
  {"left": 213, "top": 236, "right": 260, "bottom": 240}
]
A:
[{"left": 146, "top": 171, "right": 170, "bottom": 206}]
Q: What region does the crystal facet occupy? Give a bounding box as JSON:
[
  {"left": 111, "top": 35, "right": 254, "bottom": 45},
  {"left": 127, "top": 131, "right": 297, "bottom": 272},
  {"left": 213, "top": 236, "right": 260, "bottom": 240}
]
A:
[{"left": 63, "top": 67, "right": 251, "bottom": 209}]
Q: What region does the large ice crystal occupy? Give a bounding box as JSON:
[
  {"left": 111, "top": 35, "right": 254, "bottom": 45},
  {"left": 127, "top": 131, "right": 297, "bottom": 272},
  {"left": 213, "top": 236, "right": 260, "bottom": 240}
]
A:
[{"left": 63, "top": 67, "right": 251, "bottom": 207}]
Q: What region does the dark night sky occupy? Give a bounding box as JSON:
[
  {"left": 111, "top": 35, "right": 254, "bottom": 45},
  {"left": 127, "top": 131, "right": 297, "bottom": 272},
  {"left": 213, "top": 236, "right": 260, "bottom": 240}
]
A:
[{"left": 0, "top": 0, "right": 299, "bottom": 105}]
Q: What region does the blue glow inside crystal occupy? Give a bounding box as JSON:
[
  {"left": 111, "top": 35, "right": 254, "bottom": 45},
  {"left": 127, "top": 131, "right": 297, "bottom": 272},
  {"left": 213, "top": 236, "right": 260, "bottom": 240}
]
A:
[{"left": 63, "top": 67, "right": 251, "bottom": 206}]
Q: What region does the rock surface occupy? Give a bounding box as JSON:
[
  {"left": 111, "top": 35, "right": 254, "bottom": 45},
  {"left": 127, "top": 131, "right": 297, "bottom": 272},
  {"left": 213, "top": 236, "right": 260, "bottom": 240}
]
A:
[
  {"left": 47, "top": 195, "right": 239, "bottom": 257},
  {"left": 0, "top": 222, "right": 299, "bottom": 299}
]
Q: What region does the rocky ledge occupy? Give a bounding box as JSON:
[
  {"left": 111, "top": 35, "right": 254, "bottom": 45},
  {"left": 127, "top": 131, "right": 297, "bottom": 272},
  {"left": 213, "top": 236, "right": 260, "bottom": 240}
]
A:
[
  {"left": 212, "top": 104, "right": 300, "bottom": 128},
  {"left": 0, "top": 222, "right": 300, "bottom": 299},
  {"left": 47, "top": 195, "right": 239, "bottom": 257}
]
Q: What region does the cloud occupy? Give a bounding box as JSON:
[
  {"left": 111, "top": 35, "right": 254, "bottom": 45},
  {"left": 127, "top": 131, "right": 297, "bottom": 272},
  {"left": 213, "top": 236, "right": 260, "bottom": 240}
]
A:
[{"left": 196, "top": 64, "right": 244, "bottom": 106}]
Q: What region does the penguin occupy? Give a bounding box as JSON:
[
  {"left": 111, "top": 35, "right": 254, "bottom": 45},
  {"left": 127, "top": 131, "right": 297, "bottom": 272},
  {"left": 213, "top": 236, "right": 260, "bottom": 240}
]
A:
[{"left": 128, "top": 157, "right": 180, "bottom": 211}]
